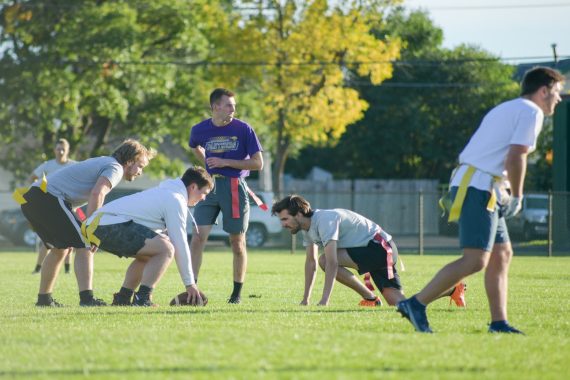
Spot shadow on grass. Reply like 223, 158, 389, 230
0, 364, 489, 377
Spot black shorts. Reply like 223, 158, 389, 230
21, 187, 87, 249
94, 221, 158, 257
346, 239, 402, 291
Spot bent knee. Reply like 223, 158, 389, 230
155, 236, 175, 259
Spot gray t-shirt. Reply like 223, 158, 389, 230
33, 159, 76, 178
303, 209, 392, 249
40, 156, 124, 207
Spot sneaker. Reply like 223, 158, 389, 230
358, 296, 382, 307
36, 298, 64, 307
396, 298, 433, 333
111, 293, 133, 306
79, 297, 107, 307
228, 295, 241, 304
488, 322, 525, 335
133, 295, 158, 307
450, 282, 467, 307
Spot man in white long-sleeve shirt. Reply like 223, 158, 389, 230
83, 167, 213, 306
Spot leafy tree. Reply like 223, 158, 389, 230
287, 8, 519, 183
237, 0, 401, 195
0, 0, 259, 183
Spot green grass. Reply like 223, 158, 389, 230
0, 249, 569, 379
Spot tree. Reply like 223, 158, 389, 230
286, 8, 519, 183
0, 0, 259, 183
237, 0, 401, 195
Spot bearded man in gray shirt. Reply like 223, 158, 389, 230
272, 195, 466, 308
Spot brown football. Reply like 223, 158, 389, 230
169, 291, 208, 306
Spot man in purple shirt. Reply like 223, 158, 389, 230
188, 88, 264, 303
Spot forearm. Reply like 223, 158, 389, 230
85, 193, 105, 217
191, 147, 206, 166
320, 260, 338, 305
505, 152, 527, 197
303, 259, 317, 303
219, 157, 262, 171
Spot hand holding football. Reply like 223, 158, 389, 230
169, 291, 208, 306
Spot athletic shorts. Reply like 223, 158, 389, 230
193, 176, 250, 234
346, 239, 402, 291
20, 187, 87, 249
450, 186, 510, 252
93, 221, 158, 258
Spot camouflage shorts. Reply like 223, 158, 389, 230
94, 221, 157, 257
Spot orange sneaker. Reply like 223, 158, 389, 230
359, 296, 382, 307
450, 282, 467, 307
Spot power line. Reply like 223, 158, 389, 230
417, 3, 570, 11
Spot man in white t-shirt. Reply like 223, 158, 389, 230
30, 138, 76, 275
397, 66, 565, 334
83, 167, 213, 307
272, 195, 466, 307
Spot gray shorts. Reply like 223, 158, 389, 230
193, 176, 250, 234
450, 186, 510, 252
94, 221, 158, 257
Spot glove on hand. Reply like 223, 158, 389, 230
503, 196, 522, 219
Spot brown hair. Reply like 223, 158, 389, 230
111, 139, 156, 165
209, 88, 235, 108
521, 66, 565, 96
55, 138, 70, 150
271, 194, 314, 217
181, 166, 214, 190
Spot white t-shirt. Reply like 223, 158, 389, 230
87, 178, 196, 287
451, 98, 544, 191
33, 159, 76, 178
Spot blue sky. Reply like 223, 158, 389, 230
404, 0, 570, 63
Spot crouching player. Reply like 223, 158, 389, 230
83, 167, 213, 306
272, 195, 466, 307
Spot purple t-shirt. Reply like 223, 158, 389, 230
188, 118, 263, 178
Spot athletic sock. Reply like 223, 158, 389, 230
410, 295, 426, 309
79, 290, 94, 303
64, 263, 70, 273
34, 265, 41, 272
37, 293, 52, 304
489, 320, 509, 330
447, 286, 456, 297
231, 281, 243, 299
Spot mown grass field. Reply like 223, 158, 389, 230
0, 248, 568, 379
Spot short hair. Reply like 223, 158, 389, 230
55, 138, 70, 150
181, 166, 214, 190
111, 139, 157, 165
521, 66, 565, 96
271, 194, 313, 217
209, 88, 235, 108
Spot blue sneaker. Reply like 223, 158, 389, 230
396, 297, 433, 333
488, 321, 525, 335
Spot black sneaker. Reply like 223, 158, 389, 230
111, 293, 133, 306
133, 295, 158, 307
79, 297, 107, 307
488, 322, 525, 335
228, 295, 241, 304
396, 298, 433, 333
36, 298, 64, 307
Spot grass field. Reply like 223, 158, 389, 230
0, 248, 569, 379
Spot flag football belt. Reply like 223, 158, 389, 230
439, 165, 500, 223
212, 174, 268, 218
12, 173, 48, 205
81, 213, 104, 247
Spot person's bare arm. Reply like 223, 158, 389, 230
318, 240, 338, 306
301, 244, 319, 305
505, 144, 530, 197
191, 146, 206, 166
206, 151, 263, 171
85, 177, 113, 217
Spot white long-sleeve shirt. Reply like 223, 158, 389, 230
87, 178, 195, 286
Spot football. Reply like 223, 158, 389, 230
169, 290, 208, 306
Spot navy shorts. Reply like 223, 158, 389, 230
193, 176, 250, 234
450, 186, 510, 252
94, 221, 158, 257
346, 240, 402, 291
